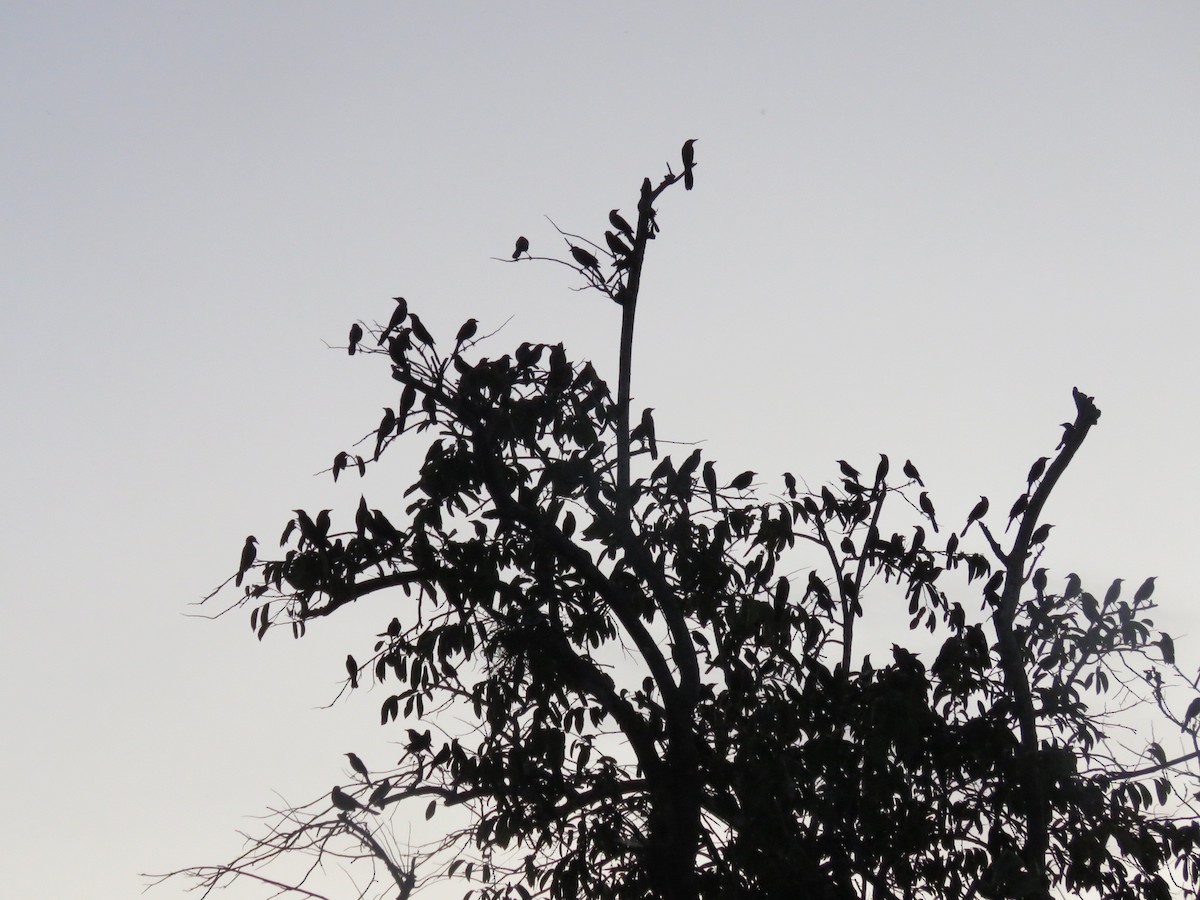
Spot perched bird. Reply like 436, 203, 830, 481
345, 654, 359, 689
293, 509, 320, 547
314, 509, 331, 541
609, 209, 634, 243
902, 459, 924, 487
368, 779, 392, 809
570, 245, 602, 275
1030, 523, 1053, 545
348, 323, 364, 356
408, 313, 435, 347
918, 492, 939, 533
604, 230, 632, 259
236, 536, 257, 587
454, 318, 478, 352
346, 752, 370, 782
512, 236, 530, 259
874, 454, 890, 485
1005, 494, 1029, 532
729, 470, 756, 491
378, 297, 408, 345
962, 496, 989, 536
681, 139, 697, 190
1026, 456, 1050, 488
630, 407, 657, 459
678, 448, 702, 480
331, 786, 375, 814
783, 472, 798, 499
1063, 572, 1082, 600
374, 407, 396, 461
702, 461, 718, 511
837, 460, 860, 482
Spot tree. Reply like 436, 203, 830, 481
158, 143, 1200, 900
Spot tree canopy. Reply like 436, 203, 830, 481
165, 143, 1200, 900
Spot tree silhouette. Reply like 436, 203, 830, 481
157, 143, 1200, 900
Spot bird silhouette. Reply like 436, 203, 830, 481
331, 786, 375, 814
1005, 494, 1028, 532
1030, 523, 1053, 545
681, 139, 697, 190
1026, 456, 1050, 487
512, 236, 529, 259
678, 448, 702, 479
837, 460, 860, 482
374, 408, 396, 461
630, 407, 657, 459
604, 230, 632, 259
962, 496, 989, 536
570, 246, 601, 275
408, 313, 434, 346
702, 461, 718, 511
345, 655, 359, 689
730, 470, 756, 491
378, 297, 408, 345
902, 459, 924, 487
348, 323, 363, 356
236, 536, 257, 587
609, 209, 634, 243
454, 318, 478, 353
784, 472, 798, 498
918, 492, 939, 533
346, 752, 370, 783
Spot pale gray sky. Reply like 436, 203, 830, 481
3, 3, 1198, 897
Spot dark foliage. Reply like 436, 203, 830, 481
162, 145, 1200, 900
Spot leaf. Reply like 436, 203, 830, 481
425, 800, 436, 820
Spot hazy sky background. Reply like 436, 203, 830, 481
3, 3, 1198, 897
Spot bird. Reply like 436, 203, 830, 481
609, 209, 634, 242
1026, 456, 1050, 488
918, 492, 939, 533
368, 779, 392, 809
1008, 496, 1027, 532
729, 470, 755, 491
629, 407, 657, 459
377, 297, 408, 345
512, 236, 530, 259
681, 139, 697, 190
374, 408, 396, 461
874, 454, 890, 485
454, 318, 478, 352
408, 313, 434, 346
348, 323, 364, 356
962, 496, 989, 536
236, 536, 257, 587
902, 459, 924, 487
604, 230, 632, 259
570, 245, 601, 275
1030, 523, 1053, 545
783, 472, 798, 499
346, 654, 359, 689
345, 752, 370, 782
677, 448, 702, 478
330, 786, 375, 814
702, 461, 718, 511
314, 509, 331, 541
837, 460, 860, 482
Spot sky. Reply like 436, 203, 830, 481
2, 3, 1198, 897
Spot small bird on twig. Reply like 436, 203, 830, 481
512, 236, 529, 259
